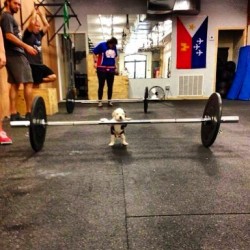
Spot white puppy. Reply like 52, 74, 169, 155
109, 108, 130, 146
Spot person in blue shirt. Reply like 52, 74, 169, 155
93, 37, 118, 107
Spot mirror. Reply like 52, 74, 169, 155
87, 14, 172, 79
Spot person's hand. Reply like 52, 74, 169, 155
31, 8, 37, 15
0, 51, 6, 69
36, 8, 42, 16
25, 45, 38, 55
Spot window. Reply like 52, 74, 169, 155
124, 54, 147, 78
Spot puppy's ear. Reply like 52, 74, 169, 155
112, 110, 116, 118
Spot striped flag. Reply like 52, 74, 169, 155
177, 16, 208, 69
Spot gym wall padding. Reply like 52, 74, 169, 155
227, 46, 250, 100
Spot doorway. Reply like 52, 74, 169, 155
216, 29, 244, 98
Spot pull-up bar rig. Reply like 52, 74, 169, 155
22, 0, 81, 44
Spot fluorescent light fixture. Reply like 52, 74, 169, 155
173, 0, 190, 10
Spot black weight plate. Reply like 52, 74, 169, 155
144, 87, 149, 113
29, 96, 47, 152
201, 92, 222, 147
66, 89, 75, 114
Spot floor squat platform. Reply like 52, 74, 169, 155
0, 99, 249, 250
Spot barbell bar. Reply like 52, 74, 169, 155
65, 98, 146, 103
64, 86, 156, 114
10, 92, 239, 152
11, 116, 238, 127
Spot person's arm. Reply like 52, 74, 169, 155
27, 9, 38, 32
93, 42, 102, 68
0, 28, 6, 69
37, 9, 50, 34
5, 32, 37, 55
115, 56, 119, 74
93, 53, 98, 68
115, 56, 119, 68
115, 47, 119, 72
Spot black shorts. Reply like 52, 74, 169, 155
30, 64, 54, 84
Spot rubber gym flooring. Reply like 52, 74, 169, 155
0, 98, 249, 250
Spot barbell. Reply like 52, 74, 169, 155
64, 86, 164, 114
10, 93, 239, 152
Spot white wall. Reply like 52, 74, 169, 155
128, 78, 171, 99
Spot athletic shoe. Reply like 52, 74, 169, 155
98, 101, 103, 107
25, 112, 31, 120
0, 131, 12, 145
10, 112, 26, 121
108, 101, 113, 106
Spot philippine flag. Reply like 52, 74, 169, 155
177, 16, 208, 69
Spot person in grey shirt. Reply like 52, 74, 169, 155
0, 0, 37, 121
